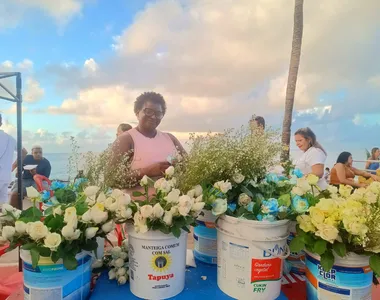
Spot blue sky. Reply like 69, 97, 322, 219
0, 0, 379, 171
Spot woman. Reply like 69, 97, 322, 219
111, 92, 186, 197
330, 152, 380, 188
294, 127, 328, 189
365, 147, 380, 174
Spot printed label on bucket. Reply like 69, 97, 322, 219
251, 258, 282, 283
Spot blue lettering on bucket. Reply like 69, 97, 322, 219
318, 282, 350, 295
263, 244, 285, 258
317, 265, 336, 282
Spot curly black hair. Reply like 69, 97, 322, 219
134, 92, 167, 115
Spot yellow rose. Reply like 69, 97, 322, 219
327, 185, 338, 196
324, 217, 339, 227
339, 185, 353, 198
306, 174, 319, 186
297, 178, 311, 193
309, 207, 325, 227
296, 215, 316, 233
315, 198, 338, 216
315, 223, 339, 243
364, 191, 377, 204
292, 186, 305, 196
343, 219, 368, 237
94, 203, 105, 211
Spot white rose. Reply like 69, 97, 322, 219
96, 192, 106, 204
53, 206, 63, 216
165, 166, 175, 177
153, 203, 165, 219
90, 204, 109, 224
26, 186, 40, 199
192, 202, 205, 212
170, 206, 179, 216
195, 195, 203, 203
84, 186, 100, 197
232, 173, 245, 184
117, 267, 127, 276
85, 197, 96, 206
315, 223, 339, 244
81, 210, 92, 223
105, 197, 118, 212
118, 275, 127, 285
15, 221, 27, 234
178, 195, 193, 216
163, 211, 173, 226
327, 185, 338, 195
116, 207, 133, 220
64, 207, 78, 228
168, 177, 177, 187
108, 269, 116, 280
119, 252, 128, 260
28, 221, 49, 240
2, 204, 14, 213
140, 175, 149, 186
166, 189, 180, 204
85, 227, 99, 239
2, 226, 16, 240
194, 185, 203, 197
292, 186, 305, 196
214, 180, 232, 194
116, 193, 131, 207
238, 193, 252, 206
114, 258, 125, 268
101, 221, 115, 233
154, 178, 171, 194
44, 232, 62, 251
297, 178, 311, 193
187, 189, 196, 198
62, 225, 81, 240
212, 199, 228, 216
111, 246, 122, 258
140, 205, 153, 219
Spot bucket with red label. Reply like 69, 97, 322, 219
216, 215, 290, 300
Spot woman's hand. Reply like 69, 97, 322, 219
370, 174, 380, 182
143, 162, 171, 178
359, 183, 368, 188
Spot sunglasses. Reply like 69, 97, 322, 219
142, 108, 164, 120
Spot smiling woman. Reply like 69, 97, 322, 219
111, 92, 186, 198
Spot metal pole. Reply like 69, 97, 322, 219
16, 73, 23, 210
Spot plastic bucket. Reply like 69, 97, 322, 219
216, 215, 290, 300
285, 221, 305, 275
127, 226, 188, 299
305, 251, 372, 300
194, 210, 217, 264
20, 250, 91, 300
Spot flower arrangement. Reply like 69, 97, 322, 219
0, 186, 133, 270
40, 181, 82, 207
290, 182, 380, 277
126, 168, 206, 237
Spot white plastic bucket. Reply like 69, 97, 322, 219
305, 251, 373, 300
194, 210, 217, 264
285, 221, 305, 275
127, 226, 188, 299
20, 250, 91, 300
216, 215, 290, 300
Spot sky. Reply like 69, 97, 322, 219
0, 0, 379, 169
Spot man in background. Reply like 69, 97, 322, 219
0, 113, 27, 205
9, 145, 51, 208
324, 167, 331, 183
116, 123, 132, 137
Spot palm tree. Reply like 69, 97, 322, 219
281, 0, 304, 162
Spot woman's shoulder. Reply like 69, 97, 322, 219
307, 147, 326, 157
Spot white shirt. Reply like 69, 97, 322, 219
0, 130, 16, 182
295, 146, 328, 189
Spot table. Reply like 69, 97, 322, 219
91, 261, 306, 299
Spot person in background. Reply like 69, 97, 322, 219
111, 92, 186, 198
294, 127, 328, 189
116, 123, 133, 137
324, 167, 331, 183
330, 152, 380, 188
9, 145, 51, 208
365, 147, 380, 174
250, 115, 265, 131
0, 113, 28, 205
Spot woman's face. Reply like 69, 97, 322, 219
347, 155, 353, 166
375, 149, 380, 159
137, 101, 164, 131
295, 134, 310, 152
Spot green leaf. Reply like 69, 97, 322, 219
240, 186, 254, 198
181, 226, 191, 233
20, 206, 42, 218
278, 194, 291, 207
51, 251, 60, 263
132, 191, 144, 197
46, 215, 64, 231
21, 243, 36, 250
75, 201, 89, 215
37, 247, 51, 257
370, 255, 380, 277
81, 239, 98, 251
44, 207, 53, 216
63, 253, 78, 270
313, 240, 327, 255
171, 226, 181, 238
157, 223, 170, 234
289, 236, 305, 253
320, 251, 335, 272
30, 248, 40, 269
332, 242, 347, 257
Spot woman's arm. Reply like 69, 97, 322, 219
365, 160, 371, 170
351, 166, 380, 181
311, 164, 324, 178
167, 133, 187, 156
336, 164, 365, 188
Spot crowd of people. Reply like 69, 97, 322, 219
1, 91, 380, 208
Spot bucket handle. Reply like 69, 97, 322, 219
253, 243, 291, 260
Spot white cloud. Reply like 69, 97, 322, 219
24, 78, 45, 103
83, 58, 98, 74
17, 59, 34, 70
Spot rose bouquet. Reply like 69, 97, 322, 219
0, 186, 133, 270
126, 167, 206, 237
290, 182, 380, 277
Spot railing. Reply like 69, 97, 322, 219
353, 159, 379, 173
